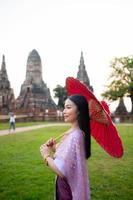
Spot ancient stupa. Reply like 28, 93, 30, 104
16, 49, 56, 112
0, 55, 15, 113
77, 51, 93, 92
115, 98, 127, 115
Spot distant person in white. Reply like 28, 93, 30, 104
9, 112, 16, 133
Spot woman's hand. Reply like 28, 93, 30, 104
40, 144, 50, 159
46, 138, 56, 147
40, 138, 56, 159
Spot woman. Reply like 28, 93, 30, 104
40, 94, 91, 200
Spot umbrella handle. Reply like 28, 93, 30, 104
55, 133, 65, 142
46, 133, 65, 147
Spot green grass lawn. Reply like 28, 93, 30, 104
0, 124, 132, 200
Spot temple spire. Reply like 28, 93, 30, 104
1, 55, 6, 71
80, 51, 85, 67
77, 51, 93, 92
25, 49, 42, 84
0, 54, 15, 113
0, 55, 9, 83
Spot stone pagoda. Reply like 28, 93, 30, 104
115, 98, 128, 115
16, 49, 57, 113
77, 51, 93, 92
0, 55, 15, 113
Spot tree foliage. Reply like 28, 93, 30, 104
102, 56, 133, 113
53, 85, 67, 109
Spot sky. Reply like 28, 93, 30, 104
0, 0, 133, 112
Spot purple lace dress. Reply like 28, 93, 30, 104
54, 129, 91, 200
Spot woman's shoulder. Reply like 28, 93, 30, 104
71, 128, 84, 141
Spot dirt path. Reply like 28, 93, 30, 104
0, 123, 68, 136
0, 123, 132, 137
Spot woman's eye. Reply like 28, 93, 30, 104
66, 106, 71, 109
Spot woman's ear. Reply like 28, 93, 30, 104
77, 110, 79, 117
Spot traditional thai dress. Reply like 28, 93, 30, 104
54, 128, 91, 200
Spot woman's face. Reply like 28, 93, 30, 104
63, 99, 79, 123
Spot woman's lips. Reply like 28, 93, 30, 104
64, 115, 68, 119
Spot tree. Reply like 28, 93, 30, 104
53, 85, 67, 109
102, 56, 133, 114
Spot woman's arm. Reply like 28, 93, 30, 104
40, 144, 65, 178
46, 156, 65, 178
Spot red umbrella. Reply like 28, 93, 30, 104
66, 77, 124, 158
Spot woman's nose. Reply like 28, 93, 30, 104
63, 108, 66, 114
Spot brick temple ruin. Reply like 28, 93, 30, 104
0, 50, 132, 122
16, 49, 57, 120
0, 50, 57, 121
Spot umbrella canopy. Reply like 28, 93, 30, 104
66, 77, 124, 158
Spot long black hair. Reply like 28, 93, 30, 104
68, 94, 91, 159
